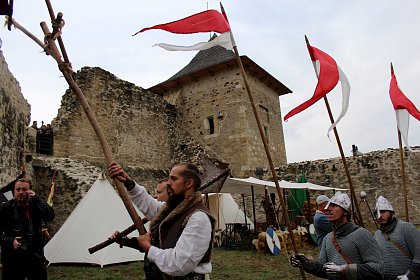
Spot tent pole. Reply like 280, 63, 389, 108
251, 185, 257, 232
242, 194, 248, 226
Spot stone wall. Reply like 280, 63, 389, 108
52, 67, 177, 170
277, 148, 420, 226
0, 50, 31, 186
163, 67, 287, 177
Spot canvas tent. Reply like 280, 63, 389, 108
45, 174, 146, 267
221, 177, 348, 225
205, 193, 254, 230
221, 177, 348, 195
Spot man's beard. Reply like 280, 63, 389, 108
166, 193, 185, 210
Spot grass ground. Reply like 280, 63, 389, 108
40, 246, 321, 280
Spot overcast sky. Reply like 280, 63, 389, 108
1, 1, 419, 163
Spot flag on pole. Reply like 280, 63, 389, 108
133, 9, 233, 51
389, 64, 420, 150
284, 37, 350, 138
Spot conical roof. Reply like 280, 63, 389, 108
149, 35, 291, 96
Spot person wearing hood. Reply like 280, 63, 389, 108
290, 192, 383, 279
313, 195, 333, 248
374, 196, 420, 280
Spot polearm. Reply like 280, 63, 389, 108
391, 63, 409, 222
11, 7, 146, 235
397, 130, 409, 221
305, 36, 364, 227
221, 4, 306, 280
359, 191, 379, 229
88, 168, 231, 254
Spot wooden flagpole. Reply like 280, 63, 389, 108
397, 129, 409, 221
391, 63, 409, 222
221, 4, 306, 279
11, 4, 146, 235
305, 36, 364, 227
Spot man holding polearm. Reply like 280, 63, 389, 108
290, 192, 383, 279
108, 162, 215, 280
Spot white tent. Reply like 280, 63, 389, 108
44, 174, 146, 267
221, 177, 348, 195
206, 193, 254, 230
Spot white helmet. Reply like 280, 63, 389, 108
375, 196, 394, 218
316, 195, 330, 205
325, 191, 351, 212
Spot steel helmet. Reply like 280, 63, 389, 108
316, 195, 330, 205
325, 191, 351, 212
375, 196, 394, 218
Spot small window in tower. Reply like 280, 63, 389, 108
264, 126, 269, 143
259, 105, 270, 122
207, 116, 215, 135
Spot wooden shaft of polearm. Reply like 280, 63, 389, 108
397, 129, 409, 221
88, 217, 149, 254
44, 0, 70, 63
233, 46, 306, 279
89, 168, 231, 254
223, 18, 305, 279
39, 21, 146, 235
323, 97, 364, 227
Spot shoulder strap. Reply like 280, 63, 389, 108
331, 232, 353, 264
383, 232, 413, 259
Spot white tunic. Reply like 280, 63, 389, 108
128, 184, 212, 276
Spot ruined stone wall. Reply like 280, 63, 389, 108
0, 51, 31, 186
52, 67, 177, 170
163, 68, 286, 177
277, 148, 420, 226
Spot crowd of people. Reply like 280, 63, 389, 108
291, 192, 420, 280
30, 121, 54, 155
1, 162, 419, 279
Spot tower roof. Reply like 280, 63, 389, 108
148, 38, 292, 96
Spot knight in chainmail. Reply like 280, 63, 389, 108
290, 192, 383, 279
374, 196, 420, 280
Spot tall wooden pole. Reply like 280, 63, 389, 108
323, 97, 364, 227
40, 21, 146, 235
221, 5, 306, 279
304, 36, 364, 227
397, 129, 409, 221
14, 1, 147, 236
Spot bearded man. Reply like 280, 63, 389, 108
374, 196, 420, 280
108, 162, 215, 280
290, 192, 383, 279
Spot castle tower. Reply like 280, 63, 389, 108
149, 44, 291, 177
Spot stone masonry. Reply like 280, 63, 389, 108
0, 50, 31, 186
52, 67, 177, 170
162, 67, 287, 178
277, 147, 420, 226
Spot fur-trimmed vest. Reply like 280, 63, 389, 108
148, 192, 216, 279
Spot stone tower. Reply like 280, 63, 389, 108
149, 45, 291, 177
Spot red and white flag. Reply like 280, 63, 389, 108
284, 38, 350, 138
134, 9, 233, 51
389, 64, 420, 150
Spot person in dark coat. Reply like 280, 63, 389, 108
0, 178, 55, 280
